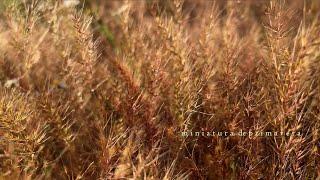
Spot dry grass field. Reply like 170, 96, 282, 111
0, 0, 319, 179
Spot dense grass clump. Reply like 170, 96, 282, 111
0, 0, 319, 179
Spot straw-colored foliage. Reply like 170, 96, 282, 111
0, 0, 319, 179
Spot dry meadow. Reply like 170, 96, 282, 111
0, 0, 319, 179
